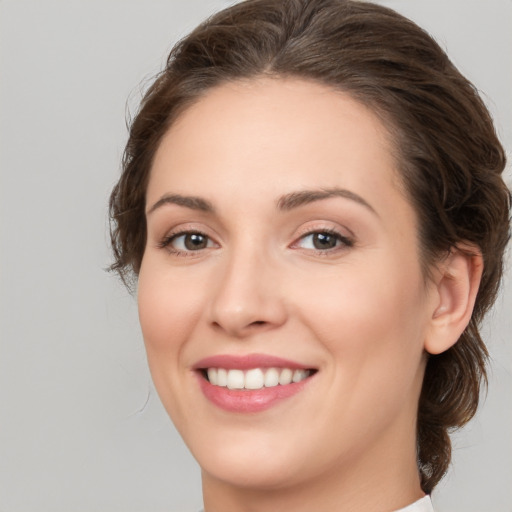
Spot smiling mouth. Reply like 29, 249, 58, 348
201, 367, 316, 390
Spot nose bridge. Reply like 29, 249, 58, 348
208, 237, 285, 336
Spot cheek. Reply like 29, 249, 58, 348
137, 261, 204, 358
137, 260, 209, 424
296, 257, 428, 372
305, 265, 428, 431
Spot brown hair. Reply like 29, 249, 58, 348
109, 0, 511, 493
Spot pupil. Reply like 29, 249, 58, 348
313, 232, 337, 250
185, 233, 207, 250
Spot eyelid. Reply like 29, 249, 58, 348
156, 221, 218, 243
290, 224, 355, 253
157, 225, 220, 256
155, 221, 354, 256
293, 218, 354, 237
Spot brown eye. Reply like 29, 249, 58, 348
162, 231, 215, 253
183, 233, 208, 250
312, 232, 338, 250
296, 230, 353, 252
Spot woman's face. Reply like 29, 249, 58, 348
139, 78, 437, 491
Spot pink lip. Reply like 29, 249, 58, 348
193, 353, 316, 413
196, 374, 312, 413
193, 353, 310, 370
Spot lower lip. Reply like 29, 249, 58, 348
196, 373, 311, 413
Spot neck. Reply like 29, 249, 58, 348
202, 418, 424, 512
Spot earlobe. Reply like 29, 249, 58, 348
425, 246, 483, 355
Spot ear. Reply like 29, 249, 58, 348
424, 246, 483, 355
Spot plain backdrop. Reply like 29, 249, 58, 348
1, 1, 511, 511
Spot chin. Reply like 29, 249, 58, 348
180, 423, 311, 490
200, 451, 308, 491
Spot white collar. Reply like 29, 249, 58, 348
395, 495, 434, 512
199, 495, 434, 512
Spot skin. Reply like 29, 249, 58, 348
138, 78, 479, 512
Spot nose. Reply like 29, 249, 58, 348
207, 246, 287, 338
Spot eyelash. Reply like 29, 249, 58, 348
158, 228, 354, 256
158, 230, 214, 257
293, 228, 354, 254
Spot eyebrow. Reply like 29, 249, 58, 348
147, 187, 377, 217
147, 193, 215, 215
277, 187, 377, 215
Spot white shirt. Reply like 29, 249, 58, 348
199, 495, 434, 512
395, 495, 434, 512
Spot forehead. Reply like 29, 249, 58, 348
148, 77, 405, 215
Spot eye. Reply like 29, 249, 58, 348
295, 230, 353, 252
160, 231, 216, 253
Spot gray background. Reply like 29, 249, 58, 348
0, 1, 510, 511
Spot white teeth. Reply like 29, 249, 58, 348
217, 368, 228, 387
245, 368, 264, 389
278, 368, 293, 385
207, 368, 218, 385
292, 369, 308, 383
264, 367, 280, 388
205, 367, 311, 389
226, 369, 245, 389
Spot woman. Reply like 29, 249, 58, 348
109, 0, 511, 510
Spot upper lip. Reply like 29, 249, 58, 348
193, 353, 314, 370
